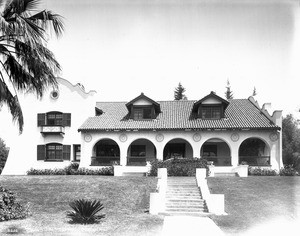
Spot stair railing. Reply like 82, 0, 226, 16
196, 168, 227, 215
149, 168, 167, 215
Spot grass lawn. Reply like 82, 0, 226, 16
208, 176, 300, 235
0, 176, 163, 236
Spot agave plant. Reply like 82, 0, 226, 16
66, 199, 105, 224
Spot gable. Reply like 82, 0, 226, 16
201, 97, 222, 105
132, 98, 153, 106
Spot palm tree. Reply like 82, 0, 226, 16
0, 0, 64, 133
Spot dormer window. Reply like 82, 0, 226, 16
133, 107, 152, 120
200, 106, 222, 119
126, 93, 161, 120
193, 91, 229, 120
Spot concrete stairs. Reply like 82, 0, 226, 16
214, 172, 238, 177
163, 177, 210, 216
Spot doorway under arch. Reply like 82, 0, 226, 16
91, 139, 120, 166
201, 138, 231, 166
239, 138, 270, 166
127, 138, 157, 166
163, 138, 193, 161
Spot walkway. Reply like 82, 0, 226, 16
161, 216, 224, 236
161, 177, 224, 235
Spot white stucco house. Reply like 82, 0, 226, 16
1, 78, 283, 176
78, 91, 283, 176
1, 78, 96, 175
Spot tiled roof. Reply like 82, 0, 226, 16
78, 99, 279, 131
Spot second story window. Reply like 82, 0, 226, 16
201, 106, 221, 119
37, 112, 71, 127
133, 107, 152, 120
47, 112, 63, 125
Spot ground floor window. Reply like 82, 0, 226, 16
37, 144, 71, 161
46, 143, 63, 160
73, 145, 81, 161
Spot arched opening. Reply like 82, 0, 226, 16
163, 138, 193, 161
127, 139, 157, 166
239, 138, 270, 166
201, 138, 231, 166
91, 139, 120, 166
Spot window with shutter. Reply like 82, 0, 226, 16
62, 113, 71, 127
37, 114, 46, 126
37, 145, 46, 160
63, 145, 71, 160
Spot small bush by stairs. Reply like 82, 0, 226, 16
163, 177, 210, 216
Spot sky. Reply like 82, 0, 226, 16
38, 0, 300, 114
1, 0, 300, 142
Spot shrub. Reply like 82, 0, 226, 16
248, 167, 278, 176
0, 186, 30, 221
149, 158, 208, 176
279, 165, 299, 176
27, 165, 114, 176
66, 199, 105, 224
0, 138, 9, 174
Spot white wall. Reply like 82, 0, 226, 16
80, 129, 282, 170
1, 78, 96, 175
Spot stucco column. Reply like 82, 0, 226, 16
79, 136, 92, 168
270, 143, 279, 170
156, 143, 164, 161
119, 144, 127, 166
193, 142, 201, 159
231, 143, 239, 166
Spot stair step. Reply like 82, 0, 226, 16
167, 199, 205, 202
160, 212, 211, 217
214, 172, 238, 177
166, 205, 206, 209
165, 208, 208, 213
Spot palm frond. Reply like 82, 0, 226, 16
0, 78, 23, 133
29, 10, 64, 37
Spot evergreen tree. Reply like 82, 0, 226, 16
225, 79, 233, 99
282, 114, 300, 167
252, 87, 257, 96
174, 83, 187, 100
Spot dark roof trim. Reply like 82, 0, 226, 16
125, 93, 161, 113
78, 127, 279, 132
192, 91, 229, 112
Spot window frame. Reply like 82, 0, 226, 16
199, 105, 223, 119
46, 112, 63, 126
46, 143, 63, 160
73, 144, 81, 161
132, 106, 154, 120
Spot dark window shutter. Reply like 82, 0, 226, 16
37, 113, 46, 126
62, 113, 71, 127
63, 145, 71, 160
37, 145, 46, 160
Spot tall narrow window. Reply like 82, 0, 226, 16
73, 145, 81, 161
